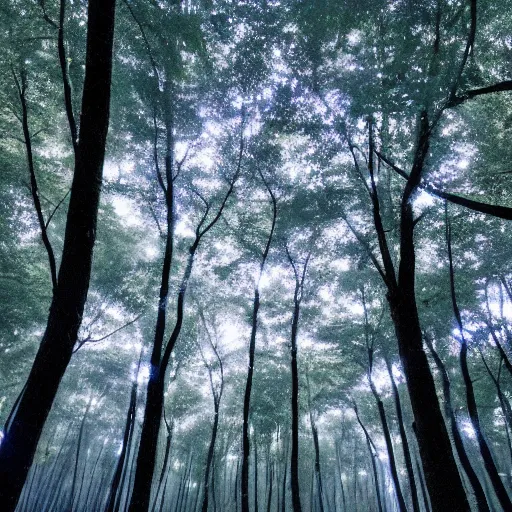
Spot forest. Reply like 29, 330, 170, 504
0, 0, 512, 511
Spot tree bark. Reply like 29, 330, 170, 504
107, 376, 139, 512
0, 2, 116, 509
445, 210, 511, 510
353, 114, 469, 511
384, 357, 420, 512
353, 403, 384, 512
242, 173, 277, 512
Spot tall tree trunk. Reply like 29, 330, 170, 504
130, 120, 240, 512
0, 2, 116, 509
242, 172, 277, 512
107, 375, 139, 512
202, 401, 220, 512
80, 443, 105, 512
368, 372, 407, 512
413, 450, 430, 512
280, 438, 288, 512
445, 210, 511, 510
335, 442, 347, 512
424, 334, 489, 512
384, 357, 420, 512
151, 418, 174, 512
353, 403, 384, 512
70, 397, 93, 510
266, 461, 273, 512
306, 372, 325, 512
352, 115, 470, 511
254, 441, 259, 512
286, 249, 309, 512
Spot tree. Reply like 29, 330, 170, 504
0, 1, 117, 508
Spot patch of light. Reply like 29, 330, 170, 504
319, 287, 333, 301
347, 302, 364, 315
222, 321, 243, 349
104, 161, 119, 181
461, 420, 476, 439
414, 190, 435, 208
112, 197, 142, 226
145, 246, 158, 259
120, 160, 135, 173
175, 220, 196, 238
137, 364, 150, 385
457, 159, 470, 170
378, 451, 389, 462
331, 258, 350, 271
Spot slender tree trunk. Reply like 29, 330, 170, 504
287, 249, 309, 512
459, 341, 511, 509
80, 443, 104, 512
306, 373, 325, 512
107, 379, 139, 512
335, 443, 347, 512
0, 2, 116, 509
202, 402, 220, 512
280, 438, 288, 512
413, 450, 430, 512
235, 459, 240, 512
242, 288, 260, 512
266, 461, 273, 512
242, 172, 276, 512
424, 334, 489, 512
129, 244, 197, 511
384, 357, 420, 512
151, 420, 174, 512
254, 441, 259, 512
353, 404, 384, 512
359, 114, 470, 511
445, 212, 511, 510
368, 377, 408, 512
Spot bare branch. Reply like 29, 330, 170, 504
74, 313, 143, 353
376, 150, 512, 221
45, 189, 70, 228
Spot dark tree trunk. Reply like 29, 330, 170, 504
151, 419, 174, 512
287, 249, 309, 512
286, 248, 310, 512
445, 211, 511, 510
0, 2, 116, 509
384, 357, 420, 512
335, 443, 347, 512
368, 375, 408, 512
280, 438, 288, 512
306, 372, 325, 512
353, 404, 384, 512
81, 443, 105, 512
413, 450, 430, 512
266, 461, 273, 512
70, 399, 92, 511
354, 115, 470, 512
130, 122, 240, 511
242, 173, 276, 512
242, 289, 260, 512
129, 243, 197, 511
424, 334, 489, 512
459, 341, 511, 510
202, 402, 220, 512
254, 441, 259, 512
235, 459, 240, 512
107, 377, 139, 512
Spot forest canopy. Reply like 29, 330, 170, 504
0, 1, 512, 511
